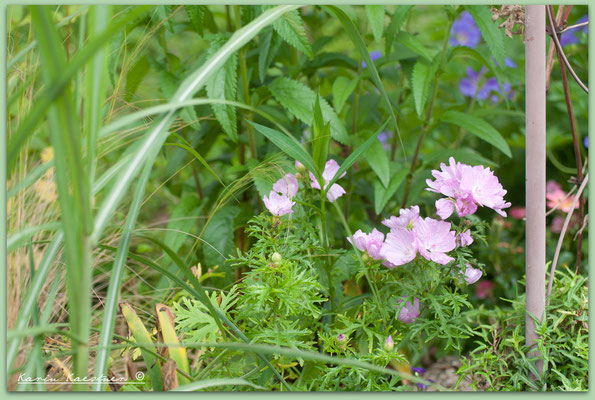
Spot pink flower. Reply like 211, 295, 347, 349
380, 227, 418, 267
309, 159, 346, 201
461, 263, 482, 284
398, 297, 420, 323
426, 157, 511, 217
384, 335, 394, 351
476, 280, 494, 299
382, 206, 421, 229
272, 173, 299, 198
309, 159, 346, 202
412, 217, 456, 265
263, 191, 295, 216
456, 230, 474, 247
347, 228, 385, 260
435, 198, 455, 219
509, 206, 526, 219
546, 185, 577, 213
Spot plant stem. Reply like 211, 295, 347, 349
401, 19, 453, 208
319, 195, 336, 314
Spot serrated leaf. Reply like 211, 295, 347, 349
206, 34, 238, 140
394, 31, 432, 61
441, 110, 511, 157
156, 5, 175, 33
363, 139, 390, 187
202, 206, 240, 268
269, 77, 350, 145
159, 70, 200, 130
271, 9, 312, 58
332, 76, 358, 113
411, 60, 431, 117
374, 167, 407, 214
385, 5, 413, 56
464, 5, 506, 66
365, 5, 385, 43
258, 27, 281, 83
185, 5, 206, 36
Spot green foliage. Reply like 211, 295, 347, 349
458, 267, 589, 391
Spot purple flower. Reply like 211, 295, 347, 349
377, 131, 392, 151
459, 68, 504, 101
263, 191, 295, 216
426, 157, 511, 217
456, 230, 474, 247
384, 335, 394, 351
362, 50, 382, 68
584, 136, 589, 149
462, 263, 483, 285
382, 206, 421, 230
397, 297, 420, 323
337, 333, 345, 342
449, 11, 481, 48
505, 57, 517, 68
380, 227, 418, 267
272, 173, 299, 198
413, 217, 456, 265
560, 15, 588, 47
347, 228, 385, 260
309, 159, 347, 202
411, 367, 426, 375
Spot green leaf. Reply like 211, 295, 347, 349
363, 139, 390, 188
185, 5, 206, 36
411, 59, 431, 117
464, 5, 506, 66
268, 77, 350, 145
205, 34, 238, 140
325, 120, 389, 191
374, 167, 407, 214
164, 191, 202, 254
156, 5, 175, 33
365, 5, 385, 43
385, 5, 413, 56
394, 31, 432, 61
249, 121, 319, 181
173, 378, 264, 391
7, 223, 61, 253
332, 76, 358, 114
311, 95, 331, 175
258, 27, 281, 83
441, 110, 512, 157
271, 9, 312, 58
202, 206, 240, 268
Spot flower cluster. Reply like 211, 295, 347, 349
262, 159, 346, 216
459, 58, 516, 102
427, 157, 511, 218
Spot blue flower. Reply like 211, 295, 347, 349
449, 11, 481, 48
459, 67, 497, 100
505, 57, 517, 68
377, 131, 392, 150
584, 136, 588, 149
362, 50, 382, 68
411, 367, 426, 375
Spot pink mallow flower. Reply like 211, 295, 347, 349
412, 217, 457, 265
272, 173, 299, 198
476, 280, 494, 299
380, 227, 418, 267
426, 157, 510, 218
546, 182, 577, 213
382, 205, 421, 230
509, 206, 526, 219
263, 191, 295, 216
398, 297, 420, 323
309, 159, 346, 202
347, 228, 385, 260
461, 263, 482, 284
456, 230, 474, 247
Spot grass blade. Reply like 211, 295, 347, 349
172, 378, 264, 391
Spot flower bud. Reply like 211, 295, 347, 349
384, 335, 394, 352
271, 252, 283, 265
337, 333, 345, 342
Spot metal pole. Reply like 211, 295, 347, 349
525, 4, 546, 378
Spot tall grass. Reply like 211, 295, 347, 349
7, 4, 299, 391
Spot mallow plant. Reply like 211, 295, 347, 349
187, 129, 512, 389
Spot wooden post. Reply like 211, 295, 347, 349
524, 5, 546, 378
